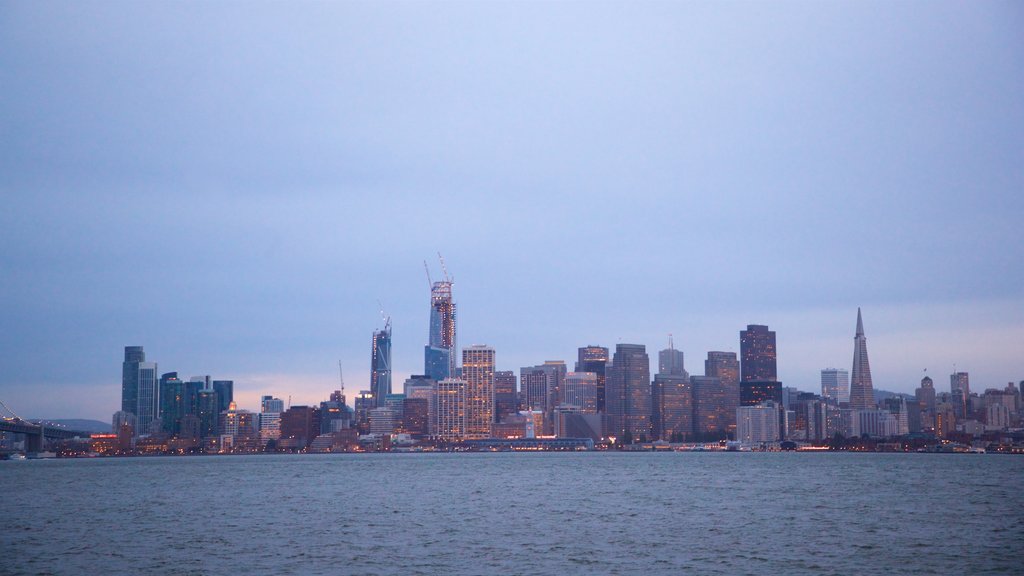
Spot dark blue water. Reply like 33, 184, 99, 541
1, 452, 1021, 575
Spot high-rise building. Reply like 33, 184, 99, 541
520, 366, 548, 412
740, 325, 777, 382
950, 372, 970, 419
691, 375, 734, 438
261, 395, 285, 413
462, 346, 495, 439
159, 372, 185, 436
279, 405, 320, 449
494, 371, 518, 422
658, 339, 686, 377
741, 380, 783, 406
703, 351, 739, 434
821, 368, 850, 405
196, 388, 220, 439
576, 346, 609, 413
605, 344, 651, 442
736, 401, 781, 445
212, 380, 234, 414
371, 319, 392, 407
424, 273, 456, 381
121, 346, 159, 436
354, 391, 374, 434
651, 373, 692, 442
434, 378, 467, 442
562, 372, 598, 413
849, 308, 875, 410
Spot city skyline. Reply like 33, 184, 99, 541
2, 3, 1022, 419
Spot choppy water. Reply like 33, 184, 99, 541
1, 452, 1021, 575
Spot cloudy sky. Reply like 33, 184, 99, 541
2, 1, 1022, 420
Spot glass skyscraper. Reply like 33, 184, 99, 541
371, 319, 392, 408
605, 344, 651, 443
424, 278, 456, 381
740, 324, 777, 382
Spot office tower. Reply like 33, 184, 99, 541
605, 344, 651, 442
434, 378, 467, 442
121, 346, 158, 436
576, 346, 609, 412
703, 351, 740, 434
821, 368, 850, 405
196, 389, 220, 439
736, 401, 781, 444
401, 398, 429, 435
541, 361, 567, 416
651, 373, 692, 442
849, 308, 875, 410
211, 380, 233, 414
258, 396, 283, 442
494, 371, 517, 422
950, 372, 970, 419
563, 372, 598, 413
371, 318, 392, 407
741, 380, 783, 406
659, 338, 686, 377
159, 372, 185, 436
691, 375, 734, 438
354, 391, 374, 434
740, 325, 777, 382
462, 346, 495, 439
279, 406, 321, 449
220, 402, 256, 440
916, 377, 936, 413
320, 396, 351, 434
111, 411, 137, 438
520, 366, 549, 412
424, 270, 456, 381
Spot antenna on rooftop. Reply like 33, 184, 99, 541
338, 361, 345, 398
668, 333, 674, 351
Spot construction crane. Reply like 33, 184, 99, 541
377, 300, 392, 331
424, 260, 434, 288
438, 252, 451, 283
338, 361, 346, 399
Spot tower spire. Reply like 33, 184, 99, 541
856, 307, 864, 337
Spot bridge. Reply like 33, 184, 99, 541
0, 400, 92, 453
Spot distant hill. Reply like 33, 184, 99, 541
31, 419, 111, 434
873, 389, 914, 402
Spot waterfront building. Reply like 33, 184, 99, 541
821, 368, 850, 405
368, 407, 396, 435
220, 402, 256, 439
424, 273, 456, 381
462, 346, 495, 439
849, 308, 875, 410
691, 375, 734, 439
554, 406, 602, 441
371, 319, 392, 407
576, 345, 610, 413
158, 372, 185, 436
563, 372, 598, 414
740, 325, 777, 382
736, 401, 781, 445
401, 398, 429, 436
494, 370, 518, 422
279, 405, 320, 449
651, 373, 692, 442
111, 411, 137, 439
434, 378, 467, 442
320, 394, 352, 434
605, 344, 651, 443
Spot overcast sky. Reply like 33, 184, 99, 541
2, 1, 1022, 420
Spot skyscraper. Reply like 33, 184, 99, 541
658, 339, 686, 377
520, 366, 548, 412
740, 325, 777, 382
950, 372, 970, 419
158, 372, 185, 436
849, 308, 875, 410
371, 318, 392, 407
562, 372, 598, 413
121, 346, 159, 435
424, 271, 456, 381
605, 344, 651, 442
820, 368, 850, 405
704, 351, 740, 434
462, 345, 495, 439
651, 373, 692, 442
494, 371, 517, 422
212, 380, 234, 414
576, 346, 609, 412
434, 378, 467, 442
